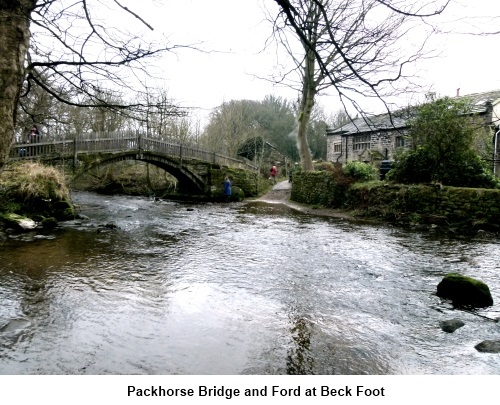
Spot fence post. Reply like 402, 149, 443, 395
72, 138, 77, 171
137, 131, 142, 159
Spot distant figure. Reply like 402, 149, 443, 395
28, 125, 40, 143
223, 176, 232, 202
289, 162, 298, 183
270, 165, 278, 184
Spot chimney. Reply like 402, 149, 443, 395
456, 88, 460, 97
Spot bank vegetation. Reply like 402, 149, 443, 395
291, 162, 500, 235
0, 162, 74, 231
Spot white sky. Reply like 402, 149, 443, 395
134, 0, 291, 121
412, 1, 500, 98
116, 0, 500, 121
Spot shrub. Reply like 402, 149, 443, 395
313, 161, 335, 172
386, 147, 435, 184
387, 146, 498, 188
343, 161, 377, 182
389, 95, 498, 188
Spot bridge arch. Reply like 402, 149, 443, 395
71, 151, 207, 194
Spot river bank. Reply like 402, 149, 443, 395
288, 171, 500, 236
0, 162, 75, 234
256, 179, 500, 238
3, 160, 500, 238
254, 180, 376, 222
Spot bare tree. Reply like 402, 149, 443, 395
270, 0, 449, 170
328, 108, 350, 129
88, 90, 126, 134
0, 0, 187, 170
201, 100, 264, 156
15, 70, 62, 141
137, 87, 194, 143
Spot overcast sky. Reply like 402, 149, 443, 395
121, 0, 500, 120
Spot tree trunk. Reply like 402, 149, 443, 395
296, 48, 316, 171
0, 1, 33, 170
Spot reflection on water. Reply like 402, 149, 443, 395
0, 191, 500, 374
286, 315, 314, 375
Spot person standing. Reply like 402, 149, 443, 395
223, 176, 232, 202
270, 165, 278, 184
29, 125, 40, 143
289, 162, 298, 183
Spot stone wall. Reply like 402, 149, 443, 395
326, 133, 343, 163
209, 167, 259, 198
290, 171, 349, 208
292, 171, 500, 231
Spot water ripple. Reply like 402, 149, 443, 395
1, 191, 499, 374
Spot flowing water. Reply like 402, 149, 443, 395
0, 191, 499, 374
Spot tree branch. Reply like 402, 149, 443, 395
113, 0, 154, 31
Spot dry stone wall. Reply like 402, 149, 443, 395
292, 171, 500, 231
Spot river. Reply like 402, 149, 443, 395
0, 190, 499, 374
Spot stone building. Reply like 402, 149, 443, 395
326, 108, 410, 164
326, 90, 500, 172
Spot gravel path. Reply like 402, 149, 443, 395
256, 180, 292, 202
253, 180, 355, 220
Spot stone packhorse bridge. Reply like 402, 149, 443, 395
10, 133, 259, 197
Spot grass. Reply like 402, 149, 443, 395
0, 161, 69, 203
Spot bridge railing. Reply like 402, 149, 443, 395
10, 141, 69, 159
76, 136, 138, 153
10, 134, 258, 171
140, 137, 257, 170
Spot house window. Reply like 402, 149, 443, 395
353, 135, 371, 151
333, 143, 341, 153
395, 136, 406, 148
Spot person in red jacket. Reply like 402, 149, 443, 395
269, 165, 278, 184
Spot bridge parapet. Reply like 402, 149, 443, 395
10, 134, 257, 171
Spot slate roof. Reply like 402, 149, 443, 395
327, 90, 500, 136
463, 89, 500, 114
326, 109, 411, 136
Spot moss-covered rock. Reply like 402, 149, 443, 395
41, 217, 58, 229
1, 213, 36, 231
437, 273, 493, 307
230, 186, 245, 202
52, 199, 75, 220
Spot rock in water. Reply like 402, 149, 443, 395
440, 319, 465, 333
475, 340, 500, 353
2, 213, 36, 231
437, 273, 493, 307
